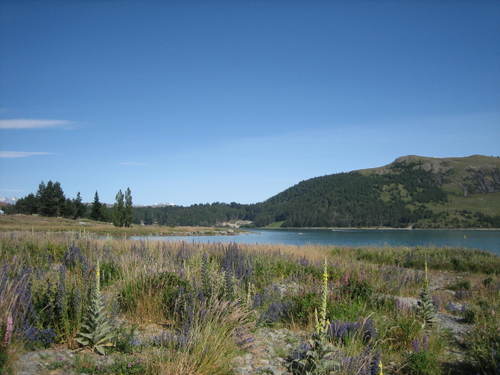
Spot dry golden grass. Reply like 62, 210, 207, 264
145, 299, 252, 375
0, 214, 237, 236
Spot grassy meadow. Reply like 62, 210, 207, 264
0, 214, 236, 236
0, 229, 499, 375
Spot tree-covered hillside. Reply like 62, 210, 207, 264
134, 155, 500, 228
251, 156, 500, 228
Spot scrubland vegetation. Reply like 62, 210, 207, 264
0, 214, 234, 236
1, 231, 499, 375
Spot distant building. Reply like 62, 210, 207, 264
0, 209, 4, 215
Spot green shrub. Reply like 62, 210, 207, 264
100, 261, 122, 287
482, 277, 493, 288
462, 308, 476, 324
341, 278, 373, 300
465, 318, 500, 374
118, 271, 190, 318
447, 280, 471, 291
328, 299, 368, 322
31, 268, 87, 343
286, 293, 321, 325
113, 324, 138, 354
403, 350, 441, 375
383, 314, 422, 351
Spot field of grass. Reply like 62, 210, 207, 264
0, 214, 237, 236
1, 230, 499, 375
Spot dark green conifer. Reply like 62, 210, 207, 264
90, 191, 103, 221
124, 187, 133, 227
112, 190, 125, 227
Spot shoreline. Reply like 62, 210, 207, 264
258, 226, 500, 231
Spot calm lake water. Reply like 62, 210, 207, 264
133, 228, 500, 255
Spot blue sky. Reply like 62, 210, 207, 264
1, 1, 499, 205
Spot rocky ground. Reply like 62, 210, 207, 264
13, 273, 473, 375
233, 328, 305, 375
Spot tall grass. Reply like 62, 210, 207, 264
0, 230, 498, 374
146, 298, 252, 375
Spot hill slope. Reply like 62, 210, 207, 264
132, 155, 500, 228
251, 155, 500, 228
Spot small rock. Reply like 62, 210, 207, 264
445, 302, 466, 313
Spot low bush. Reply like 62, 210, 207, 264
403, 350, 441, 375
340, 277, 374, 301
465, 316, 500, 374
118, 271, 191, 322
100, 260, 122, 287
286, 293, 321, 325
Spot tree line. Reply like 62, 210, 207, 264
8, 181, 132, 227
7, 162, 500, 229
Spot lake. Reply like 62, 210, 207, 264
132, 228, 500, 255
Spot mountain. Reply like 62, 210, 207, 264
133, 155, 500, 228
251, 155, 500, 228
0, 197, 17, 205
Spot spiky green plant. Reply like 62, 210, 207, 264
76, 261, 114, 355
286, 334, 339, 375
245, 282, 255, 308
315, 258, 330, 338
417, 261, 436, 329
287, 259, 338, 375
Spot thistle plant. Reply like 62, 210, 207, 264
76, 261, 114, 355
417, 261, 436, 329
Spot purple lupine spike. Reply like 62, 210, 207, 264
55, 264, 66, 320
220, 243, 253, 281
370, 352, 381, 375
411, 338, 420, 352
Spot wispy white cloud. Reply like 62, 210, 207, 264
0, 151, 53, 158
119, 161, 147, 166
0, 118, 71, 129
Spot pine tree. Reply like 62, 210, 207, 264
14, 193, 39, 214
73, 192, 86, 219
90, 191, 103, 221
124, 187, 133, 227
38, 180, 66, 217
112, 190, 125, 227
62, 198, 75, 218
